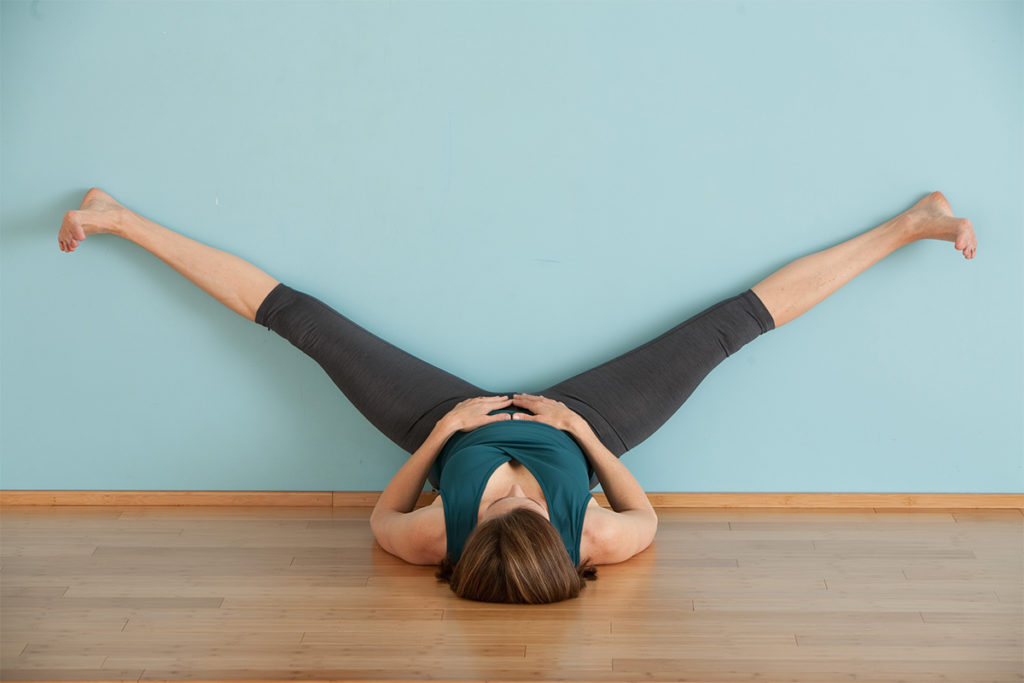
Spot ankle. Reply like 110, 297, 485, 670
886, 214, 921, 248
111, 208, 140, 239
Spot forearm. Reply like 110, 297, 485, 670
371, 422, 455, 520
569, 419, 654, 514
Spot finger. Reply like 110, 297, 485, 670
474, 397, 511, 408
511, 412, 540, 422
472, 413, 511, 429
513, 395, 551, 410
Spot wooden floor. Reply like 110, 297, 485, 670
1, 505, 1021, 683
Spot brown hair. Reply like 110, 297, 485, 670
435, 507, 597, 604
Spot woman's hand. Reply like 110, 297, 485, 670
509, 393, 586, 433
436, 395, 514, 435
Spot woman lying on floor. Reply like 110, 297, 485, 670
58, 188, 976, 603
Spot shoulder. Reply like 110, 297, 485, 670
579, 498, 658, 565
370, 502, 447, 566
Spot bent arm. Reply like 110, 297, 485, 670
369, 424, 453, 564
371, 422, 453, 521
370, 395, 514, 564
570, 419, 658, 563
370, 394, 512, 519
568, 419, 655, 516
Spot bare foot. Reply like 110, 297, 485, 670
902, 191, 977, 259
58, 188, 131, 253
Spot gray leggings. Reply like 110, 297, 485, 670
255, 284, 775, 489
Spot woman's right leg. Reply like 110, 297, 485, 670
540, 191, 977, 486
60, 189, 488, 468
750, 191, 976, 328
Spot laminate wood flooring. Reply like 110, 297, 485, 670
1, 505, 1021, 682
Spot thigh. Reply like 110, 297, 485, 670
255, 283, 488, 454
540, 289, 774, 458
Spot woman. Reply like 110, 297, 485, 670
58, 188, 977, 604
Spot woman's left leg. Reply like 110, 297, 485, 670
60, 188, 280, 321
540, 191, 976, 482
255, 284, 488, 459
60, 189, 488, 469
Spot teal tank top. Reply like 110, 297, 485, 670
430, 417, 593, 565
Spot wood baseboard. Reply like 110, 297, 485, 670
1, 490, 1021, 509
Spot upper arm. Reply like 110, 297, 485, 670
369, 503, 447, 565
581, 501, 658, 565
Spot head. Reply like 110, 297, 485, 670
478, 483, 549, 523
436, 506, 597, 604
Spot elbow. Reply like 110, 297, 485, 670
640, 510, 658, 552
369, 500, 395, 532
368, 511, 391, 551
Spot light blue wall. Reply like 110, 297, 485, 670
1, 0, 1021, 493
